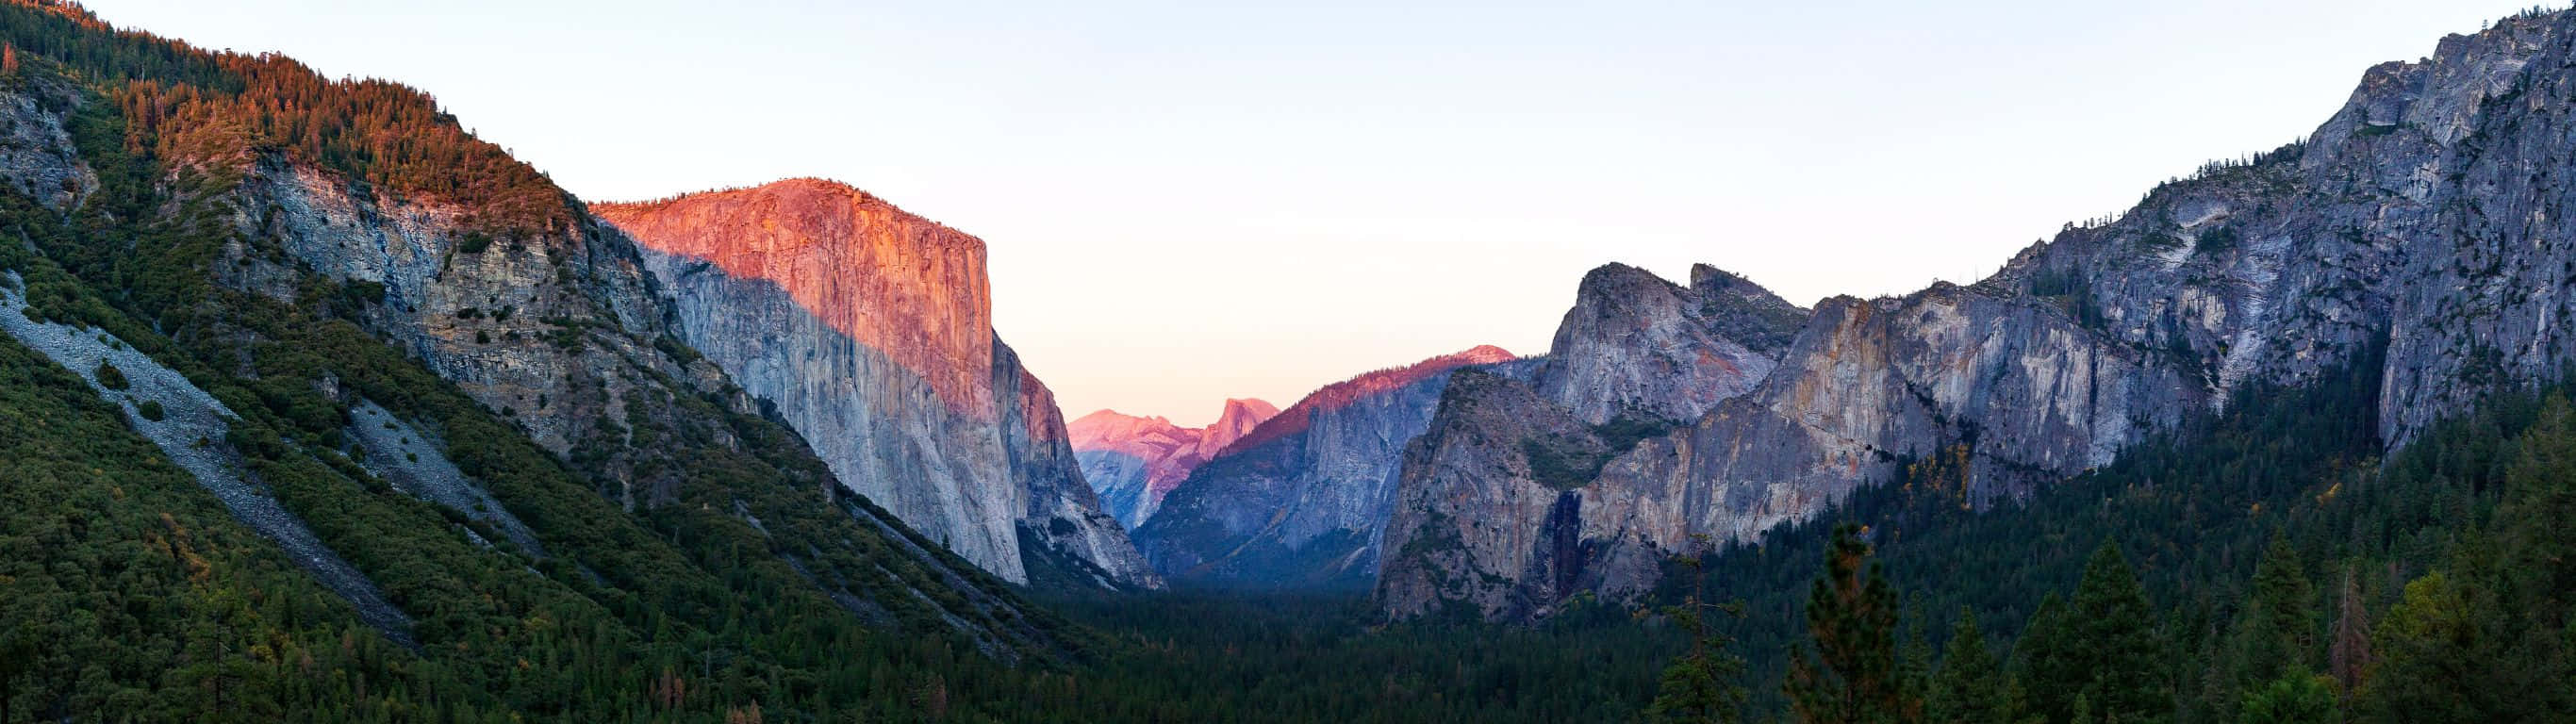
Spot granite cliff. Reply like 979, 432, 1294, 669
594, 179, 1159, 587
1380, 12, 2576, 619
1376, 263, 1817, 618
0, 2, 1090, 689
1131, 346, 1516, 588
211, 141, 1085, 637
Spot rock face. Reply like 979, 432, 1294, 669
1131, 346, 1517, 588
594, 179, 1158, 587
0, 3, 1090, 668
1535, 263, 1807, 425
1379, 283, 2197, 618
197, 149, 1076, 634
226, 157, 678, 485
0, 80, 92, 211
1069, 398, 1280, 528
1375, 369, 1634, 620
1377, 264, 1817, 618
1380, 10, 2576, 620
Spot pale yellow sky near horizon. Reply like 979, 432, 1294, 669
80, 0, 2551, 426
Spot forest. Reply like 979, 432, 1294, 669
1036, 352, 2576, 723
0, 0, 2565, 720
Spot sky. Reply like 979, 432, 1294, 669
81, 0, 2549, 426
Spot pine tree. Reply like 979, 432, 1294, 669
1899, 616, 1933, 720
2068, 542, 2167, 723
1926, 607, 2009, 724
1647, 541, 1749, 724
2354, 570, 2477, 723
1786, 524, 1916, 724
2230, 535, 2314, 690
2016, 593, 2081, 723
2488, 394, 2576, 709
2325, 568, 2370, 694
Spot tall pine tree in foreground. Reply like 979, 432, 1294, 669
2017, 593, 2080, 723
2020, 541, 2168, 724
1786, 524, 1918, 724
1648, 536, 1749, 724
2230, 535, 2315, 691
1925, 607, 2013, 724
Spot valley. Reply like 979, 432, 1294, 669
0, 2, 2571, 722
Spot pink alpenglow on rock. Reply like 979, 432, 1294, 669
1071, 398, 1280, 528
1129, 345, 1521, 587
595, 178, 1159, 588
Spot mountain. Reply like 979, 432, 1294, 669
1536, 262, 1808, 426
1375, 263, 1812, 618
1131, 345, 1517, 588
1069, 397, 1280, 528
591, 179, 1159, 588
0, 2, 1128, 716
1379, 10, 2576, 620
11, 0, 2576, 718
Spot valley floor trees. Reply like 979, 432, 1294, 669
1675, 375, 2576, 724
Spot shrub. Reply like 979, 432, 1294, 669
2198, 225, 2240, 255
342, 279, 387, 304
94, 359, 127, 389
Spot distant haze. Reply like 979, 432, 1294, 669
84, 0, 2543, 425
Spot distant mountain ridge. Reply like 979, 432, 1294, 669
1131, 345, 1516, 588
1070, 398, 1280, 528
1222, 345, 1517, 456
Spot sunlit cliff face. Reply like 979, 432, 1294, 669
595, 177, 999, 418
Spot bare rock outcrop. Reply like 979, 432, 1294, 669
1131, 346, 1516, 588
1380, 10, 2576, 620
595, 179, 1159, 587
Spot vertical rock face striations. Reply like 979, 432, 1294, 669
1381, 10, 2576, 620
1069, 398, 1280, 529
1376, 264, 1815, 618
594, 179, 1157, 587
1131, 346, 1518, 588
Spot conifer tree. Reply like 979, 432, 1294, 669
2354, 571, 2477, 723
2068, 542, 2167, 723
2230, 535, 2314, 690
1926, 607, 2009, 724
2025, 543, 2169, 723
2236, 672, 2336, 724
2325, 568, 2370, 694
1648, 540, 1749, 724
1899, 616, 1933, 719
1786, 524, 1916, 724
2016, 593, 2080, 723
